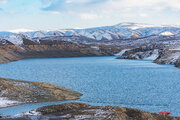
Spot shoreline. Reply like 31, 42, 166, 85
116, 47, 180, 68
2, 102, 180, 120
0, 54, 179, 68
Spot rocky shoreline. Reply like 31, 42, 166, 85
0, 78, 82, 109
116, 44, 180, 68
1, 102, 180, 120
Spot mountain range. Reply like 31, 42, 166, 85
1, 22, 180, 46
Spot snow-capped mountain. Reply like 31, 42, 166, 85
75, 22, 180, 40
1, 22, 180, 46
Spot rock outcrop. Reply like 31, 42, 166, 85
116, 44, 162, 60
175, 59, 180, 68
154, 49, 180, 66
0, 78, 82, 108
116, 44, 180, 68
3, 102, 180, 120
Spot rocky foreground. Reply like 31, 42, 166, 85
1, 102, 180, 120
0, 78, 82, 108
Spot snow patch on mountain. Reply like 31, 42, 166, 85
91, 46, 100, 50
115, 49, 131, 56
7, 34, 24, 45
160, 31, 174, 36
144, 49, 159, 60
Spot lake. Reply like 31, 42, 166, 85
0, 56, 180, 116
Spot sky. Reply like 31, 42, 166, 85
0, 0, 180, 31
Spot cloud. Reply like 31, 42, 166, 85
41, 0, 65, 11
50, 11, 61, 15
41, 0, 107, 11
79, 13, 101, 20
8, 11, 16, 14
40, 0, 180, 21
139, 13, 148, 18
41, 0, 180, 12
0, 0, 7, 4
104, 0, 180, 11
9, 29, 34, 33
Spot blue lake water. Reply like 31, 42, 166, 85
0, 56, 180, 116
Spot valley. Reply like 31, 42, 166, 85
0, 23, 180, 119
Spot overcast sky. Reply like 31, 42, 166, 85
0, 0, 180, 31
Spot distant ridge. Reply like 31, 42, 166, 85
0, 22, 180, 46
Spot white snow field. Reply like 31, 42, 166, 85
0, 97, 19, 108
